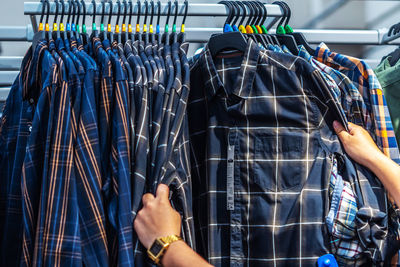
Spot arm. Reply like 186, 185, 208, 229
333, 121, 400, 207
134, 184, 212, 267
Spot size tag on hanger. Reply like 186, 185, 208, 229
227, 145, 235, 211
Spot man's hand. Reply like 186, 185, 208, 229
134, 184, 182, 250
333, 121, 385, 167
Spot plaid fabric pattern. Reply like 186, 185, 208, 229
188, 39, 354, 266
314, 43, 400, 164
0, 45, 35, 266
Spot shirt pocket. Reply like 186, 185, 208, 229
254, 135, 304, 192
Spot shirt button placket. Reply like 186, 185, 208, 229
228, 127, 244, 267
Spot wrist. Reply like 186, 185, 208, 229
160, 240, 186, 266
365, 150, 390, 175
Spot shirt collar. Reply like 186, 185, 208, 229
200, 39, 260, 101
298, 45, 313, 63
314, 42, 355, 71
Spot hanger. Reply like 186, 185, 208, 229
43, 0, 52, 41
66, 0, 75, 40
73, 0, 81, 39
90, 0, 99, 39
156, 0, 161, 44
280, 1, 315, 54
242, 1, 259, 43
254, 1, 279, 45
177, 0, 188, 43
247, 1, 268, 47
51, 0, 61, 39
271, 1, 299, 55
254, 1, 274, 46
162, 1, 172, 45
381, 22, 400, 66
128, 0, 134, 40
208, 1, 247, 58
80, 0, 89, 44
60, 0, 68, 39
171, 0, 179, 44
229, 0, 241, 32
149, 0, 155, 43
32, 0, 46, 53
100, 0, 107, 40
143, 0, 149, 44
122, 0, 128, 43
219, 1, 233, 33
115, 0, 122, 43
107, 0, 114, 42
135, 0, 142, 41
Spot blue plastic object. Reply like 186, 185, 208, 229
156, 25, 160, 34
232, 25, 239, 32
317, 254, 338, 267
223, 24, 233, 33
66, 23, 71, 31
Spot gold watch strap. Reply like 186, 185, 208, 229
160, 235, 183, 244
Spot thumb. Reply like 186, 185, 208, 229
156, 184, 170, 201
333, 120, 350, 140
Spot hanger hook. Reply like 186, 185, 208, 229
53, 0, 59, 24
230, 1, 240, 27
242, 1, 253, 26
218, 1, 231, 27
181, 0, 188, 28
235, 1, 246, 26
67, 0, 72, 24
60, 0, 65, 24
173, 0, 178, 26
165, 0, 171, 27
107, 0, 113, 26
144, 0, 148, 26
128, 0, 133, 25
116, 0, 121, 26
157, 0, 161, 26
71, 0, 76, 25
281, 1, 291, 27
250, 1, 260, 26
45, 0, 51, 25
256, 1, 267, 26
91, 0, 96, 26
122, 0, 128, 25
81, 0, 86, 26
101, 0, 106, 25
136, 0, 141, 25
39, 0, 46, 25
150, 0, 154, 26
75, 0, 81, 26
272, 1, 287, 29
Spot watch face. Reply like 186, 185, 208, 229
150, 241, 164, 256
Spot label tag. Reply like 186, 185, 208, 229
227, 145, 235, 211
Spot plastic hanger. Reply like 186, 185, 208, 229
143, 0, 149, 44
230, 0, 241, 32
66, 0, 75, 40
162, 1, 172, 45
280, 1, 315, 54
107, 0, 114, 42
208, 0, 247, 58
80, 0, 89, 45
73, 0, 80, 39
271, 1, 299, 55
32, 0, 47, 57
149, 0, 155, 43
100, 0, 107, 40
60, 0, 68, 40
253, 1, 273, 46
254, 1, 278, 45
115, 0, 122, 43
156, 0, 161, 44
128, 0, 134, 41
235, 1, 247, 34
44, 0, 52, 41
171, 0, 178, 44
122, 0, 128, 43
52, 0, 61, 40
135, 0, 142, 41
90, 0, 99, 39
177, 0, 188, 43
247, 1, 268, 47
219, 1, 233, 33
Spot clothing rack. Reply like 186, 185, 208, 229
0, 2, 399, 101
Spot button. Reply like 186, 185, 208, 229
29, 98, 34, 104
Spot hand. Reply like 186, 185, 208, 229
134, 184, 182, 250
332, 121, 385, 167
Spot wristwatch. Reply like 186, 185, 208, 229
147, 234, 183, 265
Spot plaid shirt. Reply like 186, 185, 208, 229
0, 46, 35, 266
187, 39, 358, 266
314, 43, 400, 164
103, 39, 135, 266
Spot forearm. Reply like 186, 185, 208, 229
368, 153, 400, 208
161, 241, 212, 267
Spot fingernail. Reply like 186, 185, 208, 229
333, 121, 339, 129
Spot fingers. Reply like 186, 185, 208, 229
333, 121, 351, 141
156, 184, 170, 202
142, 193, 155, 206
